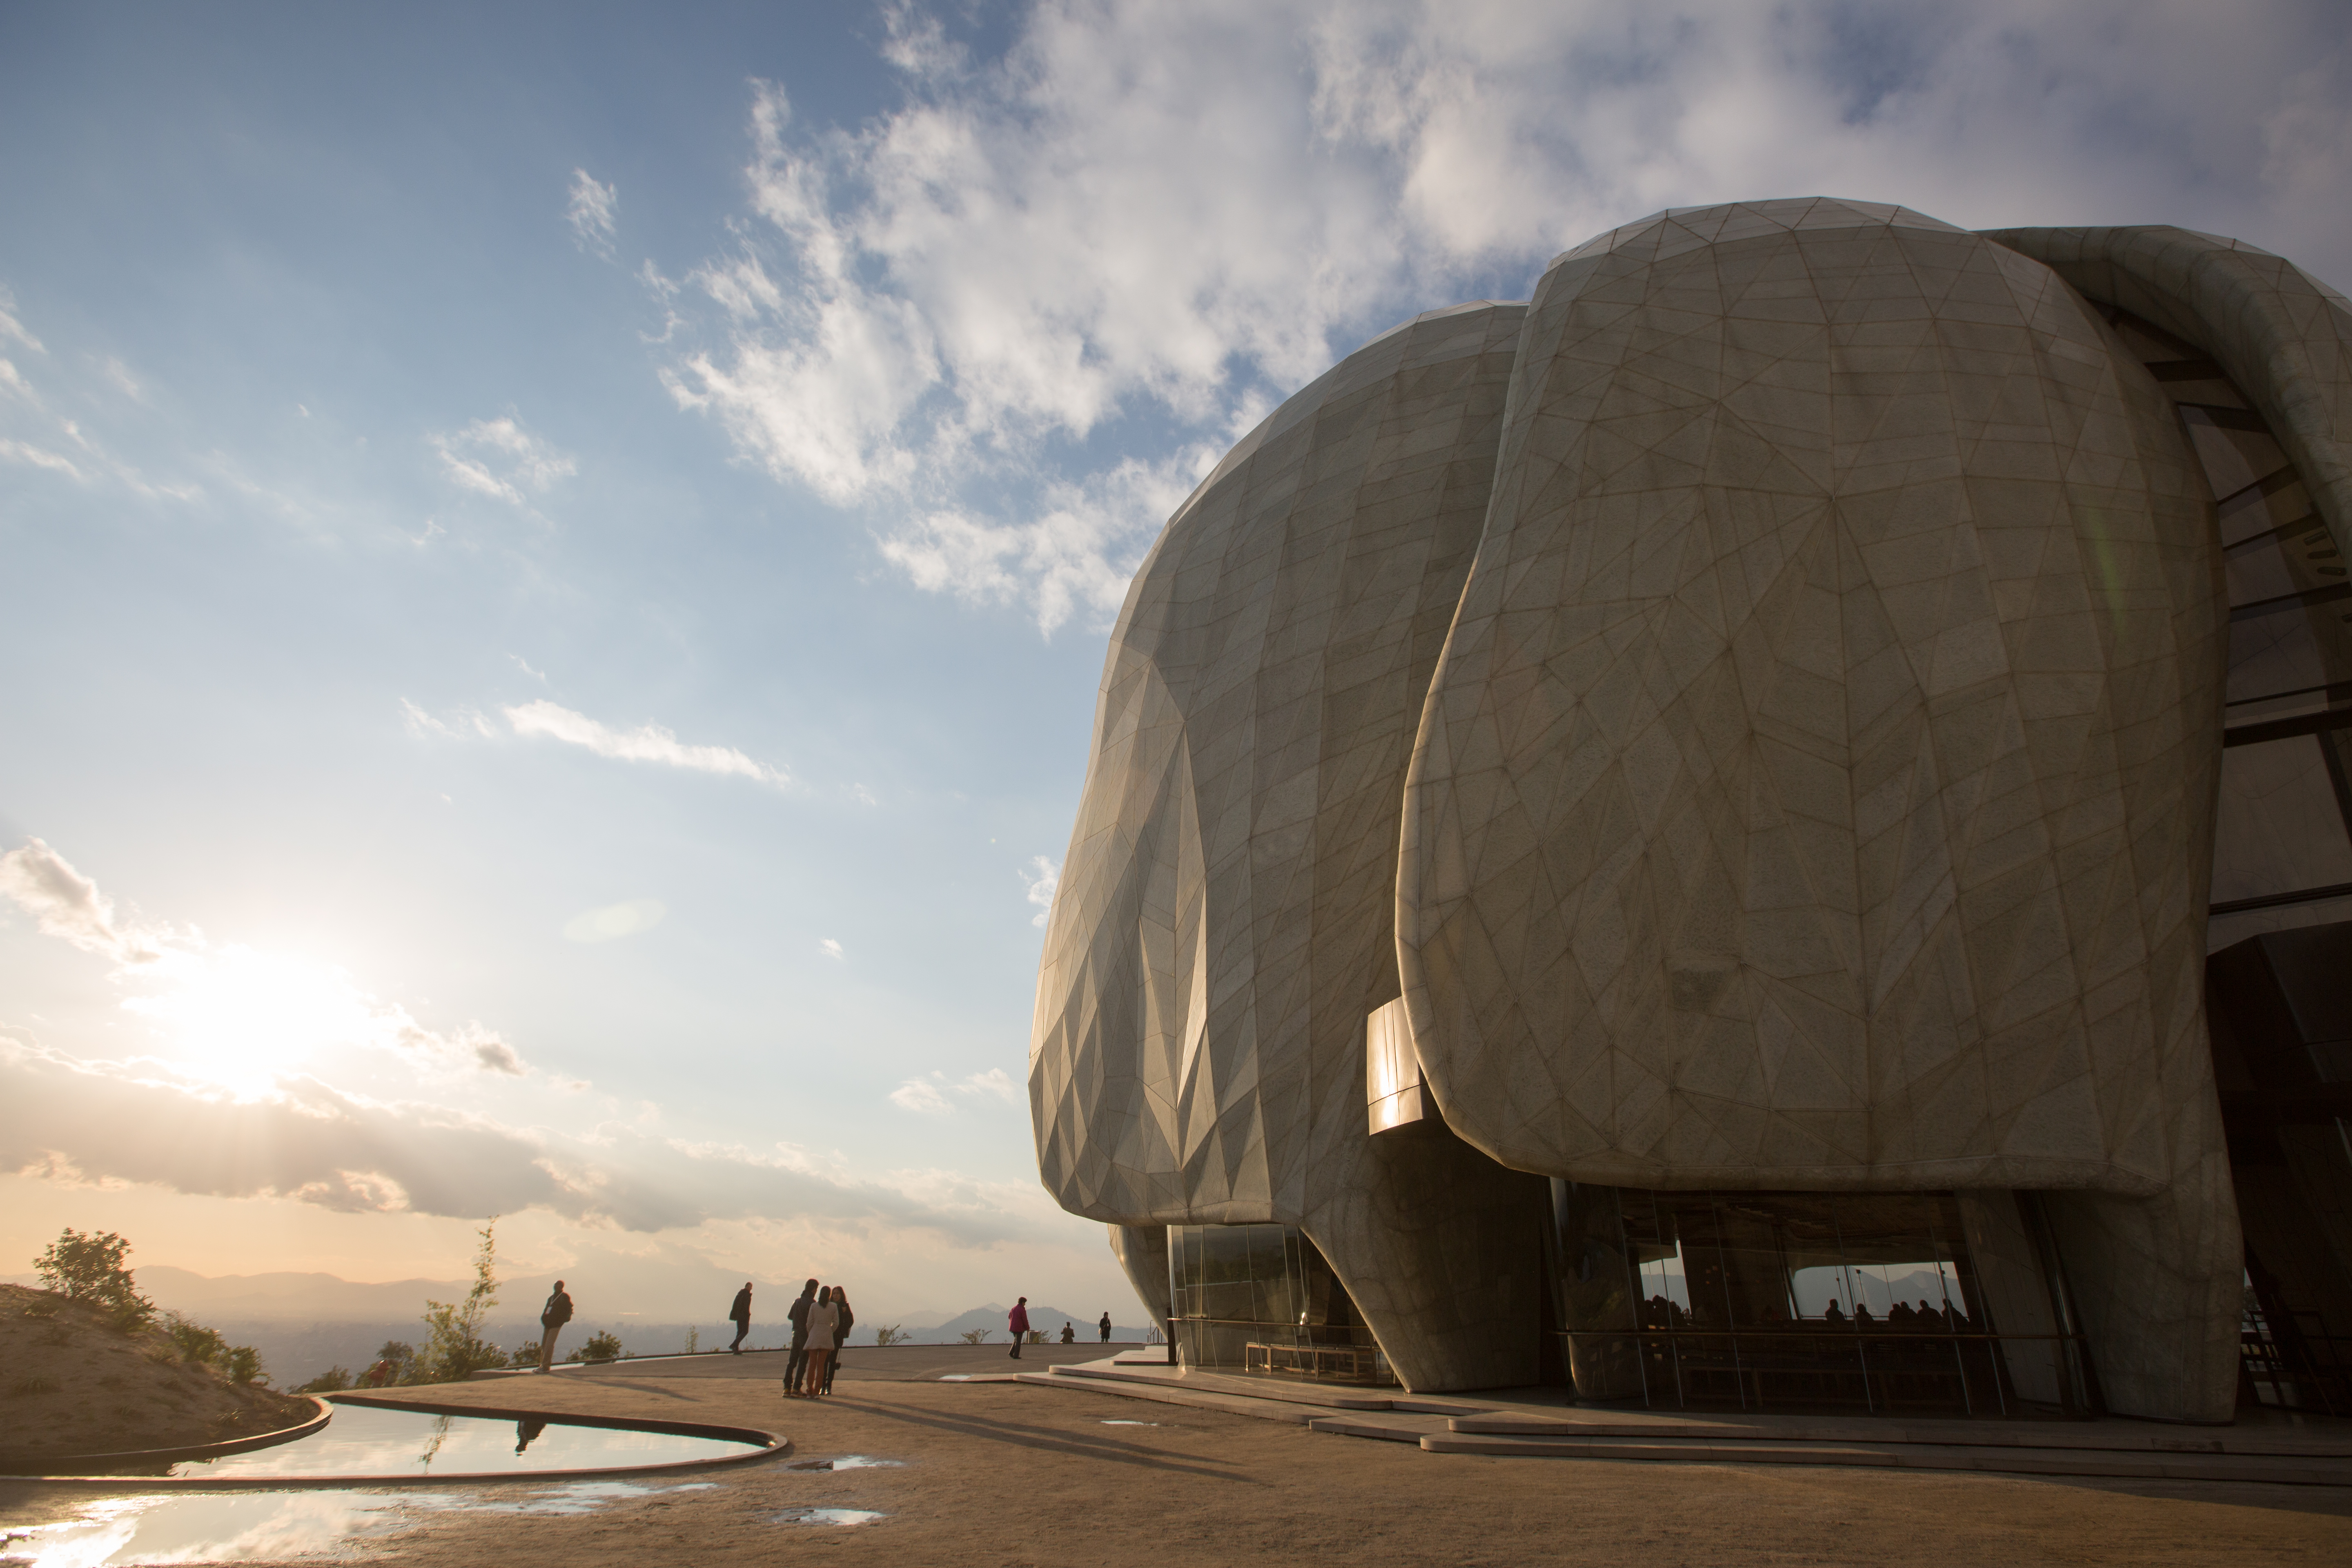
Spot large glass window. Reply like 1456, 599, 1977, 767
1167, 1224, 1388, 1383
1551, 1185, 2089, 1415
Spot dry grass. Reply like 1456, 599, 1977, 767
0, 1283, 314, 1463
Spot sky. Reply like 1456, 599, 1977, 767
2, 0, 2348, 1327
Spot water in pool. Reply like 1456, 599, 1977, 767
165, 1403, 764, 1479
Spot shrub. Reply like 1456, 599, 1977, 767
33, 1228, 155, 1331
418, 1219, 505, 1383
296, 1366, 353, 1393
1026, 1329, 1047, 1345
513, 1338, 541, 1368
873, 1324, 909, 1346
574, 1331, 624, 1364
165, 1312, 227, 1367
223, 1346, 267, 1386
957, 1327, 992, 1344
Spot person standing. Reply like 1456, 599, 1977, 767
783, 1278, 818, 1395
537, 1281, 574, 1373
1098, 1311, 1112, 1344
1007, 1296, 1030, 1359
802, 1287, 841, 1397
822, 1288, 855, 1394
728, 1282, 755, 1354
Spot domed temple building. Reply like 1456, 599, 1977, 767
1027, 199, 2352, 1424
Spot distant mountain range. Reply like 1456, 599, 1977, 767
0, 1268, 1151, 1388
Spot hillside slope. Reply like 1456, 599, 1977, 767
0, 1285, 315, 1467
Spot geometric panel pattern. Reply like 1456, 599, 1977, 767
1396, 201, 2228, 1201
1027, 301, 1551, 1390
1031, 300, 1526, 1225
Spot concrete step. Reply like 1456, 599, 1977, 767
1421, 1431, 2352, 1486
1446, 1415, 2352, 1459
1044, 1361, 1489, 1417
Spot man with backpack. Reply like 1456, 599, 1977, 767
537, 1281, 574, 1372
783, 1279, 819, 1393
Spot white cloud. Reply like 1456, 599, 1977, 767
889, 1077, 951, 1115
430, 416, 576, 508
891, 1067, 1017, 1117
0, 437, 82, 480
510, 653, 549, 682
0, 839, 168, 965
953, 1067, 1019, 1105
562, 899, 667, 944
1020, 855, 1060, 929
0, 283, 43, 354
503, 699, 788, 786
566, 168, 619, 259
819, 938, 844, 960
659, 0, 2352, 632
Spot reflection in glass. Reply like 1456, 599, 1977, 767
1166, 1223, 1388, 1383
1552, 1186, 2087, 1416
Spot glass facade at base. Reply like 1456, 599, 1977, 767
1552, 1184, 2091, 1416
1167, 1223, 1391, 1385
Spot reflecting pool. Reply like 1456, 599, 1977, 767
0, 1481, 717, 1566
165, 1403, 765, 1479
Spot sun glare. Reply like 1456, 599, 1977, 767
120, 945, 420, 1096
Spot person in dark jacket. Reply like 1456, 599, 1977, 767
537, 1281, 574, 1373
783, 1278, 818, 1395
728, 1283, 755, 1354
1007, 1296, 1030, 1359
822, 1289, 855, 1393
1098, 1311, 1112, 1343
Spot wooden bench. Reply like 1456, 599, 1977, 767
1245, 1342, 1384, 1383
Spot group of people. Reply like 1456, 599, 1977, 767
782, 1278, 853, 1396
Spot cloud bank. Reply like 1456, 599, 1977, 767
657, 0, 2352, 633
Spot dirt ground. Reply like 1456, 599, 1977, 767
0, 1285, 314, 1464
8, 1370, 2352, 1566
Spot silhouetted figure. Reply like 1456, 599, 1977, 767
803, 1287, 841, 1397
537, 1281, 574, 1373
1854, 1302, 1876, 1327
824, 1289, 854, 1394
1008, 1296, 1030, 1358
1098, 1312, 1112, 1344
729, 1283, 754, 1354
1824, 1301, 1848, 1326
1889, 1301, 1917, 1329
514, 1419, 546, 1454
784, 1278, 818, 1395
1060, 1321, 1076, 1343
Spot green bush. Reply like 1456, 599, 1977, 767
165, 1312, 227, 1367
295, 1365, 352, 1393
417, 1219, 506, 1382
573, 1330, 624, 1364
33, 1229, 155, 1331
223, 1346, 267, 1386
873, 1324, 908, 1346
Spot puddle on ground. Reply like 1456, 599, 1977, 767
937, 1374, 976, 1381
0, 1481, 718, 1566
787, 1454, 902, 1472
778, 1508, 885, 1528
1099, 1420, 1160, 1427
158, 1404, 762, 1479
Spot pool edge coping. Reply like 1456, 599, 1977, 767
0, 1394, 791, 1490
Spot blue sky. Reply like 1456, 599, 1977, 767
2, 0, 2347, 1323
